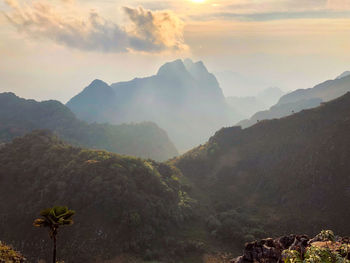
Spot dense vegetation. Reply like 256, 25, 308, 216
173, 92, 350, 248
283, 230, 350, 263
0, 131, 194, 262
0, 92, 178, 160
0, 241, 26, 263
2, 85, 350, 263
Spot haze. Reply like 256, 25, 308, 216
1, 0, 350, 102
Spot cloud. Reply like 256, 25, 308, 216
197, 10, 350, 22
186, 0, 350, 22
327, 0, 350, 10
3, 0, 188, 53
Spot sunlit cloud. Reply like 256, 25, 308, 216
177, 0, 350, 21
3, 0, 188, 53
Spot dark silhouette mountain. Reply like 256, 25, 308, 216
173, 92, 350, 246
0, 130, 193, 262
237, 73, 350, 128
0, 92, 178, 160
67, 59, 241, 152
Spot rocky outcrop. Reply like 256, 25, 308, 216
232, 233, 350, 263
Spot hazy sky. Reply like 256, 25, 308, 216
1, 0, 350, 102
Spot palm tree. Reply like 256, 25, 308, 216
33, 206, 75, 263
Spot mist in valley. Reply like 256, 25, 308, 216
1, 0, 350, 262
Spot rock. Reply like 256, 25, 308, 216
231, 232, 350, 263
231, 235, 309, 262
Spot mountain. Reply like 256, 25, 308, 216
0, 92, 178, 160
237, 98, 322, 128
336, 71, 350, 80
67, 59, 241, 152
65, 79, 116, 123
277, 74, 350, 105
173, 92, 350, 247
237, 73, 350, 128
0, 131, 194, 262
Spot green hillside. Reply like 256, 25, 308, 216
2, 92, 350, 262
0, 130, 194, 262
0, 92, 178, 161
173, 92, 350, 247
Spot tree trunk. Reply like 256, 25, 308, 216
53, 235, 56, 263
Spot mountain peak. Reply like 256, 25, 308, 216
156, 59, 188, 77
336, 71, 350, 80
86, 79, 110, 90
0, 92, 17, 100
184, 58, 209, 75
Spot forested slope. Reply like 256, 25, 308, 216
0, 131, 193, 262
0, 92, 178, 160
174, 92, 350, 246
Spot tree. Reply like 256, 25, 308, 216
33, 206, 75, 263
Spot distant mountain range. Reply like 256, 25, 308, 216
67, 59, 241, 152
238, 72, 350, 128
2, 75, 350, 262
0, 92, 178, 160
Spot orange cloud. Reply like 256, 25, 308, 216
3, 0, 188, 53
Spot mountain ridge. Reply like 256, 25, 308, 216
173, 91, 350, 246
237, 73, 350, 128
0, 92, 178, 160
67, 59, 240, 152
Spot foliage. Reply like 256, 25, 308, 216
315, 230, 336, 242
206, 209, 266, 244
34, 206, 75, 237
283, 231, 350, 263
282, 250, 303, 263
0, 241, 26, 263
0, 131, 193, 262
34, 206, 75, 263
284, 246, 349, 263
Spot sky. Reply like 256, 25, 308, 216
1, 0, 350, 102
